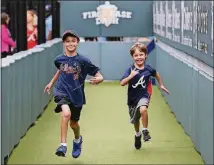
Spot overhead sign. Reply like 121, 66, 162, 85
82, 1, 132, 27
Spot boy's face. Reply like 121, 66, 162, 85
132, 49, 147, 66
63, 36, 79, 52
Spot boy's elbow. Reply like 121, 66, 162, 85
155, 72, 160, 77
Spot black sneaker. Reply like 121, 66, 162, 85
142, 130, 151, 142
134, 135, 142, 149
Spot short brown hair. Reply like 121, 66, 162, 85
1, 12, 9, 25
130, 42, 147, 56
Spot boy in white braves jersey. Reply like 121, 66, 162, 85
120, 43, 170, 149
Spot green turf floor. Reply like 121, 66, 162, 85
8, 82, 204, 164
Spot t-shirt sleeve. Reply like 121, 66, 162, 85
54, 57, 61, 69
147, 65, 157, 77
84, 58, 100, 76
120, 67, 131, 81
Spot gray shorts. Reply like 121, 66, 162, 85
128, 98, 150, 124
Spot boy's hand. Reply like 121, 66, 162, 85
160, 85, 170, 95
129, 67, 139, 78
44, 82, 53, 94
90, 77, 103, 85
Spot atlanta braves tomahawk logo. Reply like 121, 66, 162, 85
132, 75, 146, 88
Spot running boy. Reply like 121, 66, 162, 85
120, 42, 169, 149
44, 30, 104, 158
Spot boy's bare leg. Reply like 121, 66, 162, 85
134, 120, 140, 133
139, 106, 148, 128
55, 104, 70, 156
134, 120, 142, 149
61, 104, 71, 143
139, 106, 151, 141
70, 120, 83, 158
70, 121, 80, 140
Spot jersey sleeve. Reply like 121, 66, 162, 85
120, 67, 131, 81
54, 56, 63, 70
54, 58, 60, 69
84, 58, 100, 76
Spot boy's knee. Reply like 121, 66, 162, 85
139, 106, 148, 115
62, 110, 71, 120
62, 113, 71, 120
70, 120, 79, 128
61, 105, 71, 120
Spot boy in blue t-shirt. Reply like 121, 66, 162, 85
44, 30, 103, 158
120, 42, 169, 150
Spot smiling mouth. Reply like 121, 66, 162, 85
136, 59, 144, 62
68, 46, 75, 49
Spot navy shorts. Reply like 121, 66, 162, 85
54, 96, 82, 122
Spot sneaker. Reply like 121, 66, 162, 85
72, 136, 83, 158
142, 130, 151, 142
134, 135, 142, 149
55, 145, 67, 157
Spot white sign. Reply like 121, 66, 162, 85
82, 1, 132, 27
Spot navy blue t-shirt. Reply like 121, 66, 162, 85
121, 64, 156, 106
53, 53, 100, 107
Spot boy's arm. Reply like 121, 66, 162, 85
89, 71, 104, 85
120, 75, 134, 86
44, 70, 60, 93
155, 72, 164, 86
155, 72, 170, 94
84, 58, 104, 85
120, 68, 138, 86
50, 70, 60, 85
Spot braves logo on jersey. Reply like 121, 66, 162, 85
132, 75, 146, 88
60, 62, 81, 80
